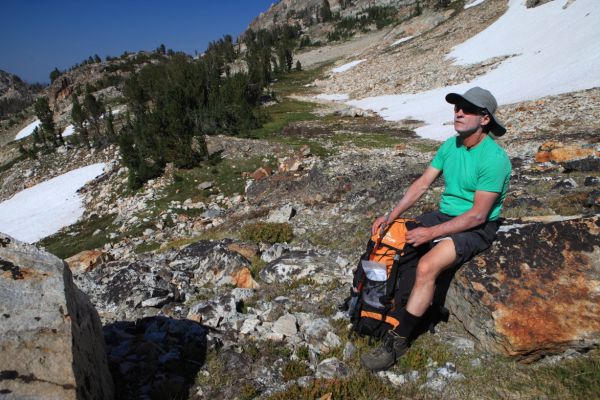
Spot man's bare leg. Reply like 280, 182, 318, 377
405, 239, 457, 317
361, 239, 458, 371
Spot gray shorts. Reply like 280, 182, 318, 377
416, 211, 500, 266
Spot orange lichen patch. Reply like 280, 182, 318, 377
231, 267, 259, 289
534, 141, 596, 163
65, 250, 108, 274
494, 246, 600, 357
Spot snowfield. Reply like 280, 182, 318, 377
347, 0, 600, 140
0, 163, 106, 243
15, 119, 41, 140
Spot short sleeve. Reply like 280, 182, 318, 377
476, 152, 511, 193
430, 137, 454, 170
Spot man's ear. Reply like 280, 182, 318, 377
481, 114, 491, 127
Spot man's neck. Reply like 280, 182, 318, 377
461, 131, 486, 149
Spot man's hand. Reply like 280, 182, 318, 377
371, 215, 388, 236
406, 226, 435, 247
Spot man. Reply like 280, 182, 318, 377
361, 87, 512, 372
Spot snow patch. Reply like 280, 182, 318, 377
0, 163, 107, 243
465, 0, 487, 9
62, 124, 75, 137
348, 0, 600, 140
316, 93, 350, 101
332, 60, 366, 73
15, 119, 41, 140
391, 36, 414, 46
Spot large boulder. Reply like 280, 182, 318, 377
447, 215, 600, 362
0, 234, 113, 399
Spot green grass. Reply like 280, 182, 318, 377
38, 214, 114, 259
154, 155, 276, 209
267, 370, 421, 400
245, 99, 319, 139
271, 62, 335, 97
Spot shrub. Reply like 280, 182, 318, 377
281, 360, 309, 381
240, 222, 293, 244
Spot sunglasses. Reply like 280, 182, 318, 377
454, 103, 488, 115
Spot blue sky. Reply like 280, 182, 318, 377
0, 0, 276, 84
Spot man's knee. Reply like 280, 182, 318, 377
414, 242, 457, 285
415, 258, 439, 285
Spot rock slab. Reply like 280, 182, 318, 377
0, 234, 114, 399
447, 215, 600, 362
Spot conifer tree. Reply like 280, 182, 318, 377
34, 96, 61, 146
321, 0, 333, 22
71, 94, 90, 149
94, 54, 101, 63
83, 92, 105, 142
105, 106, 116, 142
296, 60, 302, 71
49, 68, 61, 83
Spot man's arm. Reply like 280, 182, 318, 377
405, 190, 499, 246
372, 167, 441, 234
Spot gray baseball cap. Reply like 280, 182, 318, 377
445, 86, 507, 136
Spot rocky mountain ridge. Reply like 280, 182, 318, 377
0, 70, 33, 102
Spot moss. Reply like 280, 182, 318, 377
134, 241, 161, 254
240, 222, 294, 244
281, 360, 310, 381
239, 383, 260, 400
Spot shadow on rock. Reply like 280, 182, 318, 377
103, 316, 207, 400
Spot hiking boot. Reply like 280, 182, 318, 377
360, 330, 408, 372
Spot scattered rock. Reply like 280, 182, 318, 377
197, 181, 213, 190
260, 250, 340, 284
272, 313, 298, 337
584, 176, 600, 187
562, 157, 600, 173
261, 243, 291, 263
552, 178, 577, 190
266, 204, 296, 223
65, 249, 112, 275
316, 358, 349, 379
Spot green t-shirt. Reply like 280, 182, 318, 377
430, 135, 511, 221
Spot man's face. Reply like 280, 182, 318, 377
453, 102, 490, 137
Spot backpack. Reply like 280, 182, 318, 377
345, 218, 448, 340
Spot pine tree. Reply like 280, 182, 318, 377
296, 60, 302, 71
71, 94, 90, 149
49, 68, 61, 83
94, 54, 101, 63
321, 0, 333, 22
105, 106, 116, 142
34, 96, 61, 146
83, 92, 105, 144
